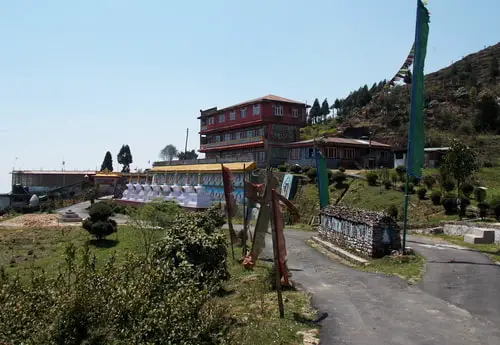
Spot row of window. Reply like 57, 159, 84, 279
290, 147, 356, 160
207, 128, 265, 144
204, 104, 303, 126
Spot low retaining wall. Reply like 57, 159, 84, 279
443, 221, 500, 243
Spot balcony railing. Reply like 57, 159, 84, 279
200, 136, 264, 150
201, 125, 208, 131
153, 154, 256, 167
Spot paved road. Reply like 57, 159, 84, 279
408, 235, 500, 326
57, 200, 129, 224
235, 225, 500, 344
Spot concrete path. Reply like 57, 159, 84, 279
57, 200, 129, 225
408, 235, 500, 326
235, 225, 500, 344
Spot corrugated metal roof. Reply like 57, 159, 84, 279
289, 137, 391, 148
11, 170, 96, 175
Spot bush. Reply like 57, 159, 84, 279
395, 166, 406, 181
0, 207, 230, 344
442, 179, 456, 192
307, 168, 317, 181
278, 165, 287, 172
431, 191, 442, 205
290, 164, 302, 174
422, 175, 436, 190
88, 202, 114, 221
366, 172, 378, 186
459, 197, 471, 217
490, 196, 500, 220
302, 166, 312, 174
83, 202, 117, 240
460, 182, 474, 197
443, 197, 458, 215
383, 180, 392, 190
386, 204, 398, 219
327, 169, 334, 185
478, 202, 490, 219
331, 171, 347, 185
390, 171, 399, 184
339, 167, 346, 173
474, 187, 487, 202
417, 187, 427, 200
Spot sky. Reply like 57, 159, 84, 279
1, 0, 499, 192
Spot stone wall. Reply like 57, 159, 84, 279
443, 222, 500, 243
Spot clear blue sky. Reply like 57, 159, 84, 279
1, 0, 499, 192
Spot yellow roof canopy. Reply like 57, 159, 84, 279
150, 161, 256, 173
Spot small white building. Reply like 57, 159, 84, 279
393, 147, 450, 169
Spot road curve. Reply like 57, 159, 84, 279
250, 228, 500, 345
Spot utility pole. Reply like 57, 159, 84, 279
184, 128, 189, 161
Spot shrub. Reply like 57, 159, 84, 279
490, 196, 500, 220
307, 168, 317, 181
339, 166, 346, 173
366, 172, 378, 186
290, 164, 302, 174
422, 175, 436, 190
327, 169, 334, 185
386, 204, 398, 219
474, 187, 487, 202
88, 202, 114, 221
459, 197, 471, 217
431, 191, 442, 205
278, 164, 287, 172
83, 202, 117, 240
478, 202, 490, 219
383, 180, 392, 190
390, 171, 399, 184
460, 182, 474, 197
442, 179, 456, 192
417, 187, 427, 200
302, 166, 312, 174
443, 197, 458, 215
331, 171, 347, 185
395, 166, 406, 181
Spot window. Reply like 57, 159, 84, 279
224, 134, 231, 141
292, 108, 299, 118
253, 104, 260, 116
291, 148, 300, 160
258, 127, 264, 136
307, 148, 315, 158
345, 148, 355, 159
325, 147, 338, 158
235, 132, 241, 140
258, 152, 266, 162
247, 130, 255, 138
229, 111, 236, 121
240, 107, 247, 118
219, 114, 225, 122
215, 135, 221, 142
273, 104, 283, 116
201, 118, 207, 125
208, 117, 215, 125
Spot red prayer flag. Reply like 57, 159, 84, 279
221, 164, 237, 219
271, 189, 289, 286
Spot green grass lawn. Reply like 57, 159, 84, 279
0, 225, 165, 277
221, 247, 319, 345
360, 253, 425, 284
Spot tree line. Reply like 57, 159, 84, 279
159, 144, 198, 162
100, 144, 133, 172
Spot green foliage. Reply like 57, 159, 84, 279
474, 187, 487, 202
320, 98, 330, 121
117, 144, 133, 173
386, 204, 398, 219
338, 166, 346, 173
100, 151, 113, 172
443, 197, 458, 215
290, 164, 302, 174
490, 195, 500, 220
308, 98, 321, 124
278, 165, 288, 172
442, 179, 456, 192
459, 197, 471, 218
383, 180, 392, 190
431, 191, 442, 205
478, 202, 490, 219
331, 171, 347, 185
490, 55, 499, 82
302, 166, 312, 174
160, 144, 178, 162
460, 182, 474, 197
442, 140, 479, 194
407, 183, 415, 194
83, 202, 117, 240
417, 187, 427, 200
474, 89, 500, 132
177, 149, 199, 160
306, 168, 317, 181
0, 207, 230, 345
395, 166, 406, 181
366, 172, 378, 186
390, 170, 399, 184
422, 175, 436, 190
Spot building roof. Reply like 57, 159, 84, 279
150, 161, 256, 173
393, 147, 450, 153
320, 205, 395, 227
289, 137, 391, 149
199, 94, 307, 118
200, 141, 264, 152
11, 170, 96, 175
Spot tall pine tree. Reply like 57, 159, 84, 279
309, 98, 321, 124
100, 151, 113, 172
320, 98, 330, 122
117, 145, 133, 172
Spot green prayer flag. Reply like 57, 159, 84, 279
407, 0, 430, 178
315, 150, 329, 208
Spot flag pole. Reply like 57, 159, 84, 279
242, 164, 248, 257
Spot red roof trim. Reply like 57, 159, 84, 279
199, 141, 264, 152
200, 119, 264, 134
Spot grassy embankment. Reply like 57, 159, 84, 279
0, 224, 318, 345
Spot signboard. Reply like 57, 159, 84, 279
280, 174, 297, 200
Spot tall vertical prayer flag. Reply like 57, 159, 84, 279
315, 150, 329, 208
221, 164, 237, 219
407, 0, 430, 178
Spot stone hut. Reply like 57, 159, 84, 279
318, 205, 401, 259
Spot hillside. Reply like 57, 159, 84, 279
305, 42, 500, 165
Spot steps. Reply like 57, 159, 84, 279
464, 229, 495, 244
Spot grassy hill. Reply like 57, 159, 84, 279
303, 42, 500, 165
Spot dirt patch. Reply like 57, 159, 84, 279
0, 214, 80, 229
